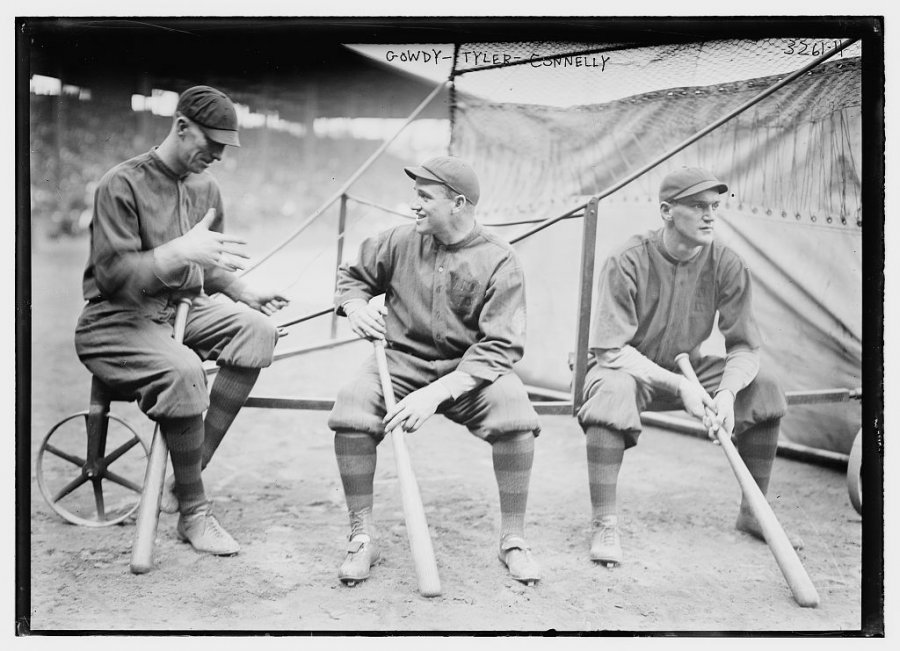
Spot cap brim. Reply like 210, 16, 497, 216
404, 165, 443, 184
669, 180, 728, 201
200, 126, 240, 147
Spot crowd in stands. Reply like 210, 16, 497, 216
30, 95, 415, 239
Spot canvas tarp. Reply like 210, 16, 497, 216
451, 58, 862, 454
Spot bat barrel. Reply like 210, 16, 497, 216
129, 425, 168, 574
129, 299, 191, 574
674, 353, 819, 608
373, 340, 442, 597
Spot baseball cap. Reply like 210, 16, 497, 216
404, 156, 480, 205
176, 85, 241, 147
659, 167, 727, 202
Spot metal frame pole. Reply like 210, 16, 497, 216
242, 79, 450, 275
331, 193, 348, 338
506, 38, 858, 246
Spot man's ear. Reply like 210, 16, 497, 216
175, 115, 189, 138
453, 194, 467, 212
660, 201, 673, 222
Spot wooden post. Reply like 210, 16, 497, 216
571, 197, 599, 415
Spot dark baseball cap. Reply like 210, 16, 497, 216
659, 167, 727, 202
404, 156, 480, 206
176, 85, 240, 147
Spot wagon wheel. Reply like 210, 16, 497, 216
36, 411, 150, 527
846, 427, 862, 515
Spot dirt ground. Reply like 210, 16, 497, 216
25, 234, 863, 633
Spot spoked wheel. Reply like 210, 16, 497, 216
36, 411, 149, 527
847, 428, 862, 515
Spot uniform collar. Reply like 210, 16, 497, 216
433, 222, 483, 250
149, 147, 190, 181
653, 227, 706, 265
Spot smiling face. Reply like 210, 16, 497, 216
177, 117, 226, 175
661, 188, 722, 252
410, 178, 463, 240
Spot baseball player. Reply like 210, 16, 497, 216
328, 156, 542, 585
577, 167, 801, 565
74, 86, 288, 556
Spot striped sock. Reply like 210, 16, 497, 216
202, 366, 260, 469
334, 432, 377, 516
159, 415, 206, 513
586, 426, 625, 522
492, 431, 535, 540
736, 419, 780, 500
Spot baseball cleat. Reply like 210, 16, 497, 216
498, 534, 541, 585
176, 503, 240, 556
590, 516, 622, 566
338, 534, 380, 585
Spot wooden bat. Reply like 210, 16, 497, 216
373, 339, 442, 597
130, 298, 191, 574
674, 353, 819, 608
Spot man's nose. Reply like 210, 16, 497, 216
210, 144, 225, 161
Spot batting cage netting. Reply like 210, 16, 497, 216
448, 38, 862, 454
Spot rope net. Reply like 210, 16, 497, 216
449, 38, 862, 453
450, 38, 861, 230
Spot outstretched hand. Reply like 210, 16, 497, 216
178, 209, 249, 271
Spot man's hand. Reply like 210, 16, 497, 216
346, 301, 387, 341
239, 287, 290, 316
677, 377, 716, 422
383, 382, 451, 434
710, 390, 736, 436
176, 209, 249, 271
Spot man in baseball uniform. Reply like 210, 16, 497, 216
577, 167, 799, 565
75, 86, 288, 556
328, 156, 542, 585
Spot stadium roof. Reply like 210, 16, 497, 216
22, 18, 472, 121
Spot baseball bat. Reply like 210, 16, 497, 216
674, 353, 820, 608
130, 298, 191, 574
373, 339, 442, 597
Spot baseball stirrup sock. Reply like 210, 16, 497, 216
586, 426, 625, 521
160, 415, 207, 513
736, 419, 780, 499
492, 431, 535, 540
202, 366, 260, 469
334, 432, 377, 515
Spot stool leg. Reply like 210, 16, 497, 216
86, 382, 112, 521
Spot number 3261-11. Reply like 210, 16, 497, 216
783, 40, 843, 56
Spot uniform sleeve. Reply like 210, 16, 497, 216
593, 345, 683, 394
456, 255, 526, 382
334, 231, 392, 314
91, 172, 201, 301
716, 252, 763, 396
588, 254, 640, 351
716, 252, 761, 353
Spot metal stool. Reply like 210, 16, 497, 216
36, 376, 149, 527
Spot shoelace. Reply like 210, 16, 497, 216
203, 515, 232, 541
596, 523, 618, 546
348, 509, 373, 540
